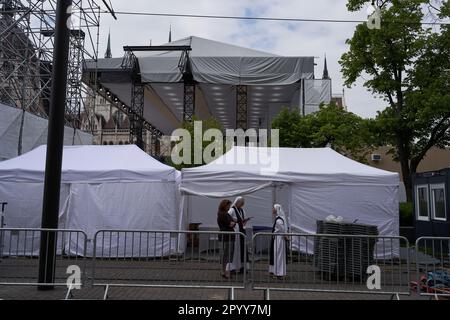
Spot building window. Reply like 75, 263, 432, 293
431, 184, 446, 221
109, 141, 113, 145
416, 185, 430, 221
119, 141, 123, 145
103, 141, 107, 145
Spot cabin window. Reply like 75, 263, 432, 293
416, 185, 430, 221
431, 184, 446, 221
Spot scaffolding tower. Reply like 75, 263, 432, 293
0, 0, 101, 138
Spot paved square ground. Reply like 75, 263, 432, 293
0, 255, 431, 300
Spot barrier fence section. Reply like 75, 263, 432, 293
414, 237, 450, 299
251, 233, 410, 299
91, 230, 247, 299
0, 228, 88, 292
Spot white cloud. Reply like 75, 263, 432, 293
99, 0, 386, 118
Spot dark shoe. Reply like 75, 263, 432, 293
238, 268, 248, 274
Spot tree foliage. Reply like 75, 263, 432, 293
340, 0, 450, 200
165, 116, 223, 170
271, 103, 374, 162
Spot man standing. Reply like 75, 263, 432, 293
228, 196, 250, 273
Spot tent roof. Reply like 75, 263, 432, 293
180, 147, 399, 196
141, 36, 280, 58
0, 145, 179, 183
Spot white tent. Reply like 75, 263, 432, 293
180, 147, 400, 257
0, 145, 180, 256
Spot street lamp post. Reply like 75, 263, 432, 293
37, 0, 73, 290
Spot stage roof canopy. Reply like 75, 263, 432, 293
90, 36, 315, 85
84, 36, 330, 135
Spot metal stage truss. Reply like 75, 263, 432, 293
236, 85, 248, 130
121, 48, 163, 154
119, 45, 192, 154
0, 0, 101, 138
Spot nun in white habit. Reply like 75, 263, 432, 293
269, 204, 288, 277
226, 196, 249, 272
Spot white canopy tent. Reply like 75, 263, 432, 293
0, 145, 180, 256
180, 147, 400, 257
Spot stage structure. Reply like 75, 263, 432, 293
0, 0, 101, 151
83, 36, 332, 155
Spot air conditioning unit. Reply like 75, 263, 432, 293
371, 154, 382, 162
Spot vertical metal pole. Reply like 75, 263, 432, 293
301, 79, 306, 116
38, 0, 73, 290
0, 202, 6, 258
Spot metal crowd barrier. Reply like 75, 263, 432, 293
251, 233, 410, 299
0, 227, 422, 300
0, 228, 87, 299
414, 237, 450, 300
91, 230, 247, 300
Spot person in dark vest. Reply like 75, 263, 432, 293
217, 199, 235, 279
269, 204, 288, 278
228, 196, 250, 274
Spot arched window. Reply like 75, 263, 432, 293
103, 141, 107, 145
109, 141, 114, 145
119, 141, 123, 145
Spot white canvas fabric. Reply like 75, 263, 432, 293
0, 182, 70, 256
0, 103, 93, 161
0, 145, 181, 257
66, 182, 178, 256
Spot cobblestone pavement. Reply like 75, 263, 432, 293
0, 256, 429, 300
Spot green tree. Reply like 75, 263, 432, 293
271, 103, 374, 162
165, 116, 224, 170
340, 0, 450, 201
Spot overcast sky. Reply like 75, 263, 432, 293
98, 0, 386, 119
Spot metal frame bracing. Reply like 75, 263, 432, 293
236, 85, 248, 130
0, 0, 101, 136
129, 82, 144, 148
94, 83, 163, 146
121, 49, 145, 149
183, 82, 195, 122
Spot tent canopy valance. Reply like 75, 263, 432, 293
0, 145, 179, 183
180, 146, 399, 197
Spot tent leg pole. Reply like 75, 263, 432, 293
103, 285, 109, 300
228, 287, 235, 300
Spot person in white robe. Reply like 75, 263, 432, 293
269, 204, 288, 278
226, 196, 250, 273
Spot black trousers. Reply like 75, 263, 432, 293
239, 229, 248, 266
